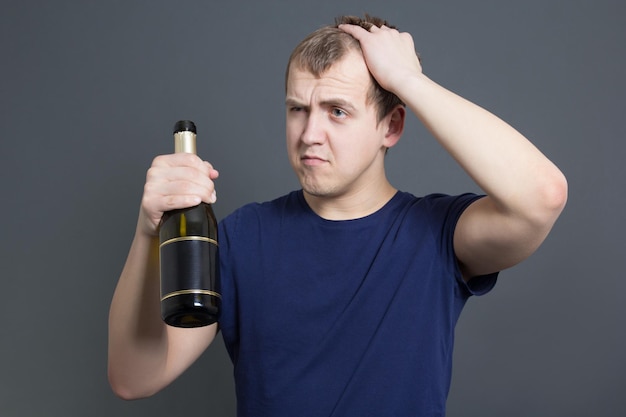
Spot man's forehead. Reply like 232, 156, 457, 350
286, 52, 372, 99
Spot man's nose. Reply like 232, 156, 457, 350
300, 112, 325, 145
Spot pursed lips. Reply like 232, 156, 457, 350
301, 154, 328, 166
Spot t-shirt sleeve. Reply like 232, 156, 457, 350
425, 193, 498, 297
465, 272, 498, 295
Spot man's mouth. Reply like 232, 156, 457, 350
301, 154, 327, 166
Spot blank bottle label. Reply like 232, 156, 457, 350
160, 238, 220, 300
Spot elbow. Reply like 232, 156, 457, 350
108, 376, 143, 401
533, 169, 568, 226
544, 170, 568, 215
108, 366, 158, 401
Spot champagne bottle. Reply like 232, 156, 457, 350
159, 120, 221, 327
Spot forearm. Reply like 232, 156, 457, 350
108, 229, 170, 398
401, 73, 567, 221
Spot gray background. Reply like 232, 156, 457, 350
1, 0, 624, 416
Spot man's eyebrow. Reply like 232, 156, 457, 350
320, 98, 356, 112
285, 98, 306, 108
285, 97, 357, 112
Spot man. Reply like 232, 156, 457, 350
108, 15, 567, 416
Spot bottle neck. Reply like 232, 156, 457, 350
174, 131, 197, 154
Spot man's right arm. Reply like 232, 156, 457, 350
107, 153, 220, 399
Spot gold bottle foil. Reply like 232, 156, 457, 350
174, 130, 196, 154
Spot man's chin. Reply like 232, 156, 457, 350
301, 185, 338, 199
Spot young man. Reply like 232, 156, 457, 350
108, 15, 567, 416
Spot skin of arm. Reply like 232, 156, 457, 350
108, 153, 219, 399
339, 23, 568, 279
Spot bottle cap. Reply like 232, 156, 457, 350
173, 120, 196, 134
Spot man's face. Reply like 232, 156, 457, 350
285, 51, 389, 201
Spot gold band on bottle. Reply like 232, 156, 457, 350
161, 289, 222, 302
159, 235, 218, 248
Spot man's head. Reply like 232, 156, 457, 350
286, 14, 404, 124
284, 15, 407, 205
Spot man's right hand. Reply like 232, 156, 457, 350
138, 153, 219, 236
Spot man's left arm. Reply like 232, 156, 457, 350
340, 23, 568, 280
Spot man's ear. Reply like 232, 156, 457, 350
383, 105, 406, 148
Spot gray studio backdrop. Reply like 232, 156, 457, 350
1, 1, 624, 416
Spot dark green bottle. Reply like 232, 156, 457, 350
159, 120, 220, 327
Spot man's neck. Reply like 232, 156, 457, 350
303, 182, 397, 221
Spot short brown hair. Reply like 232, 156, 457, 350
286, 14, 404, 123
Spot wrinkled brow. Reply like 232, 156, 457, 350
285, 97, 357, 113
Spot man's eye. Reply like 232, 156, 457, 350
331, 108, 347, 118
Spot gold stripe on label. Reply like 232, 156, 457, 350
161, 289, 222, 302
159, 235, 218, 248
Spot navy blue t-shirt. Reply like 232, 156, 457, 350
218, 190, 497, 417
